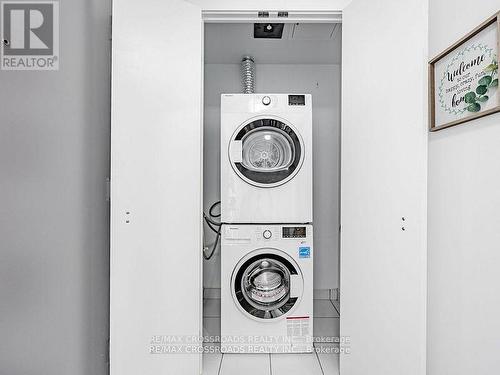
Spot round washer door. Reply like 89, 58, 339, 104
231, 249, 303, 320
229, 117, 305, 188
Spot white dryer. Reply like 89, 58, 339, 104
220, 94, 312, 224
221, 224, 313, 353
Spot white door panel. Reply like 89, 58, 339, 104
110, 0, 203, 374
341, 1, 427, 374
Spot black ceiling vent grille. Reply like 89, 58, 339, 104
254, 23, 284, 39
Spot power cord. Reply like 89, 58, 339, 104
203, 201, 221, 260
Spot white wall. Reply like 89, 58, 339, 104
203, 63, 341, 291
428, 2, 500, 374
0, 0, 111, 374
188, 0, 351, 11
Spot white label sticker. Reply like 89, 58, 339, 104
286, 316, 311, 352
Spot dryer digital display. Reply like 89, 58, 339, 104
288, 95, 305, 106
282, 226, 306, 238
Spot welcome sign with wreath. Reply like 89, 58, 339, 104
429, 11, 500, 131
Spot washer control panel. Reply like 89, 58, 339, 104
224, 225, 310, 243
255, 226, 279, 241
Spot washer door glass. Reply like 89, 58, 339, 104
234, 252, 299, 320
231, 118, 304, 187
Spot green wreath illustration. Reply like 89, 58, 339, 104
464, 59, 498, 112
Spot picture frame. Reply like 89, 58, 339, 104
429, 11, 500, 131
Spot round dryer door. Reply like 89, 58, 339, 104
229, 117, 304, 188
232, 249, 303, 320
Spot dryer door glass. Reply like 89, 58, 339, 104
241, 128, 295, 172
231, 118, 303, 187
234, 252, 300, 319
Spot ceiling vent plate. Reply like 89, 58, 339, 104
290, 23, 339, 41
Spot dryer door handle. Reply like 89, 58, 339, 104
230, 140, 243, 163
289, 274, 303, 298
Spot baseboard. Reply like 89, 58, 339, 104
330, 288, 340, 301
203, 288, 221, 299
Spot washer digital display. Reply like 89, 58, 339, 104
282, 226, 306, 238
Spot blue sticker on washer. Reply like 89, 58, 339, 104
299, 247, 310, 258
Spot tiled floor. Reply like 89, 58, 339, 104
202, 298, 340, 375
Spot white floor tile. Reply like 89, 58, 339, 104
203, 317, 221, 342
202, 343, 222, 375
203, 298, 221, 317
315, 343, 340, 375
219, 353, 270, 375
314, 299, 337, 318
314, 317, 339, 343
271, 352, 323, 375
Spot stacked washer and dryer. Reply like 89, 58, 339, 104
220, 89, 314, 353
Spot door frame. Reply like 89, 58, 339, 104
202, 10, 342, 23
200, 7, 343, 373
198, 5, 427, 375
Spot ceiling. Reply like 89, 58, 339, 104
204, 23, 342, 65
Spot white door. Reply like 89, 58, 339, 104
341, 1, 427, 374
110, 0, 203, 374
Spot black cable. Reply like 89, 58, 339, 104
204, 201, 221, 230
203, 214, 218, 233
203, 213, 221, 231
209, 201, 221, 218
203, 201, 222, 260
203, 226, 221, 260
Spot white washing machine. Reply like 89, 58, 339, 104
220, 94, 312, 224
221, 224, 313, 353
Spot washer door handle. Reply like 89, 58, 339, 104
289, 274, 303, 298
230, 140, 243, 163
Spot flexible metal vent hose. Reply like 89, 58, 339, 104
241, 56, 255, 94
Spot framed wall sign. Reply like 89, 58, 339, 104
429, 11, 500, 131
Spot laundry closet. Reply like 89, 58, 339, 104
110, 2, 428, 375
202, 21, 341, 369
